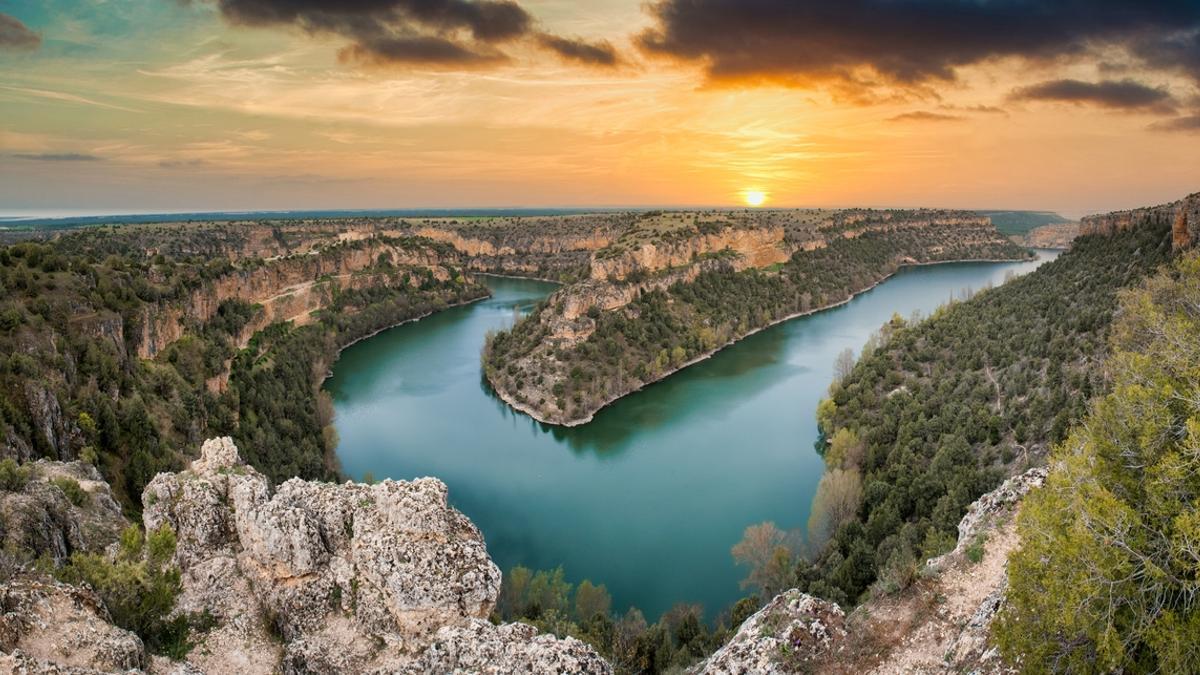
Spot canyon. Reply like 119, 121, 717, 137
0, 196, 1192, 673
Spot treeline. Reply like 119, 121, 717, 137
496, 566, 759, 674
0, 232, 485, 509
998, 251, 1200, 672
797, 220, 1174, 605
485, 223, 1028, 424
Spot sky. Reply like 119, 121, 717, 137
1, 0, 1198, 217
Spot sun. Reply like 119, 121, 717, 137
742, 190, 768, 207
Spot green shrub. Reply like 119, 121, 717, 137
0, 459, 32, 491
55, 525, 207, 659
50, 476, 89, 507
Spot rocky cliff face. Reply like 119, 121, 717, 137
1013, 222, 1080, 249
590, 225, 788, 282
0, 460, 126, 567
137, 239, 454, 360
141, 437, 607, 674
0, 438, 610, 673
1080, 192, 1199, 250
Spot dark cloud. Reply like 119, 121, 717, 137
0, 12, 40, 51
1010, 79, 1177, 112
339, 34, 504, 66
213, 0, 530, 42
536, 34, 618, 66
1134, 29, 1200, 83
11, 153, 101, 161
637, 1, 1200, 91
1149, 113, 1200, 132
887, 111, 963, 122
198, 0, 617, 68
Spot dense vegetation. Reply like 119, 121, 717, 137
0, 230, 485, 509
496, 565, 759, 674
998, 252, 1200, 672
485, 223, 1028, 423
798, 221, 1174, 605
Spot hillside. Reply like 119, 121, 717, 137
1, 194, 1197, 674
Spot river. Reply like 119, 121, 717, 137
327, 251, 1059, 621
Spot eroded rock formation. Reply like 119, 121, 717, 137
138, 437, 609, 674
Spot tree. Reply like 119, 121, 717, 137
731, 521, 798, 599
825, 427, 865, 470
574, 579, 612, 622
997, 253, 1200, 673
807, 468, 863, 549
831, 348, 857, 389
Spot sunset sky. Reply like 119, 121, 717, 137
1, 0, 1198, 217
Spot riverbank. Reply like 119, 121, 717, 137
322, 290, 492, 383
489, 252, 1039, 427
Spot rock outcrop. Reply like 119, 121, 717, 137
0, 461, 126, 566
0, 575, 145, 673
136, 437, 609, 674
691, 590, 846, 674
1079, 192, 1199, 250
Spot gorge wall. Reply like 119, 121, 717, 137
136, 238, 458, 360
1080, 191, 1200, 249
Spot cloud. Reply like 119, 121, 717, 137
887, 111, 963, 122
1134, 29, 1200, 83
195, 0, 618, 68
536, 34, 619, 67
11, 153, 102, 161
338, 35, 505, 67
636, 1, 1200, 93
0, 12, 40, 51
1149, 113, 1200, 132
1010, 78, 1177, 112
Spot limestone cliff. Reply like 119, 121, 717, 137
1080, 192, 1200, 250
0, 438, 610, 673
137, 238, 456, 360
0, 460, 126, 566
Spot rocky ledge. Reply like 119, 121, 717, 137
3, 437, 610, 674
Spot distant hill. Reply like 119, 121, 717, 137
976, 210, 1073, 236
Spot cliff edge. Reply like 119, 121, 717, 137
1, 437, 610, 674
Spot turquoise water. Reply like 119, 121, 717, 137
327, 252, 1058, 621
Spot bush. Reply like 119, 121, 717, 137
0, 459, 32, 491
50, 476, 89, 507
55, 525, 206, 659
